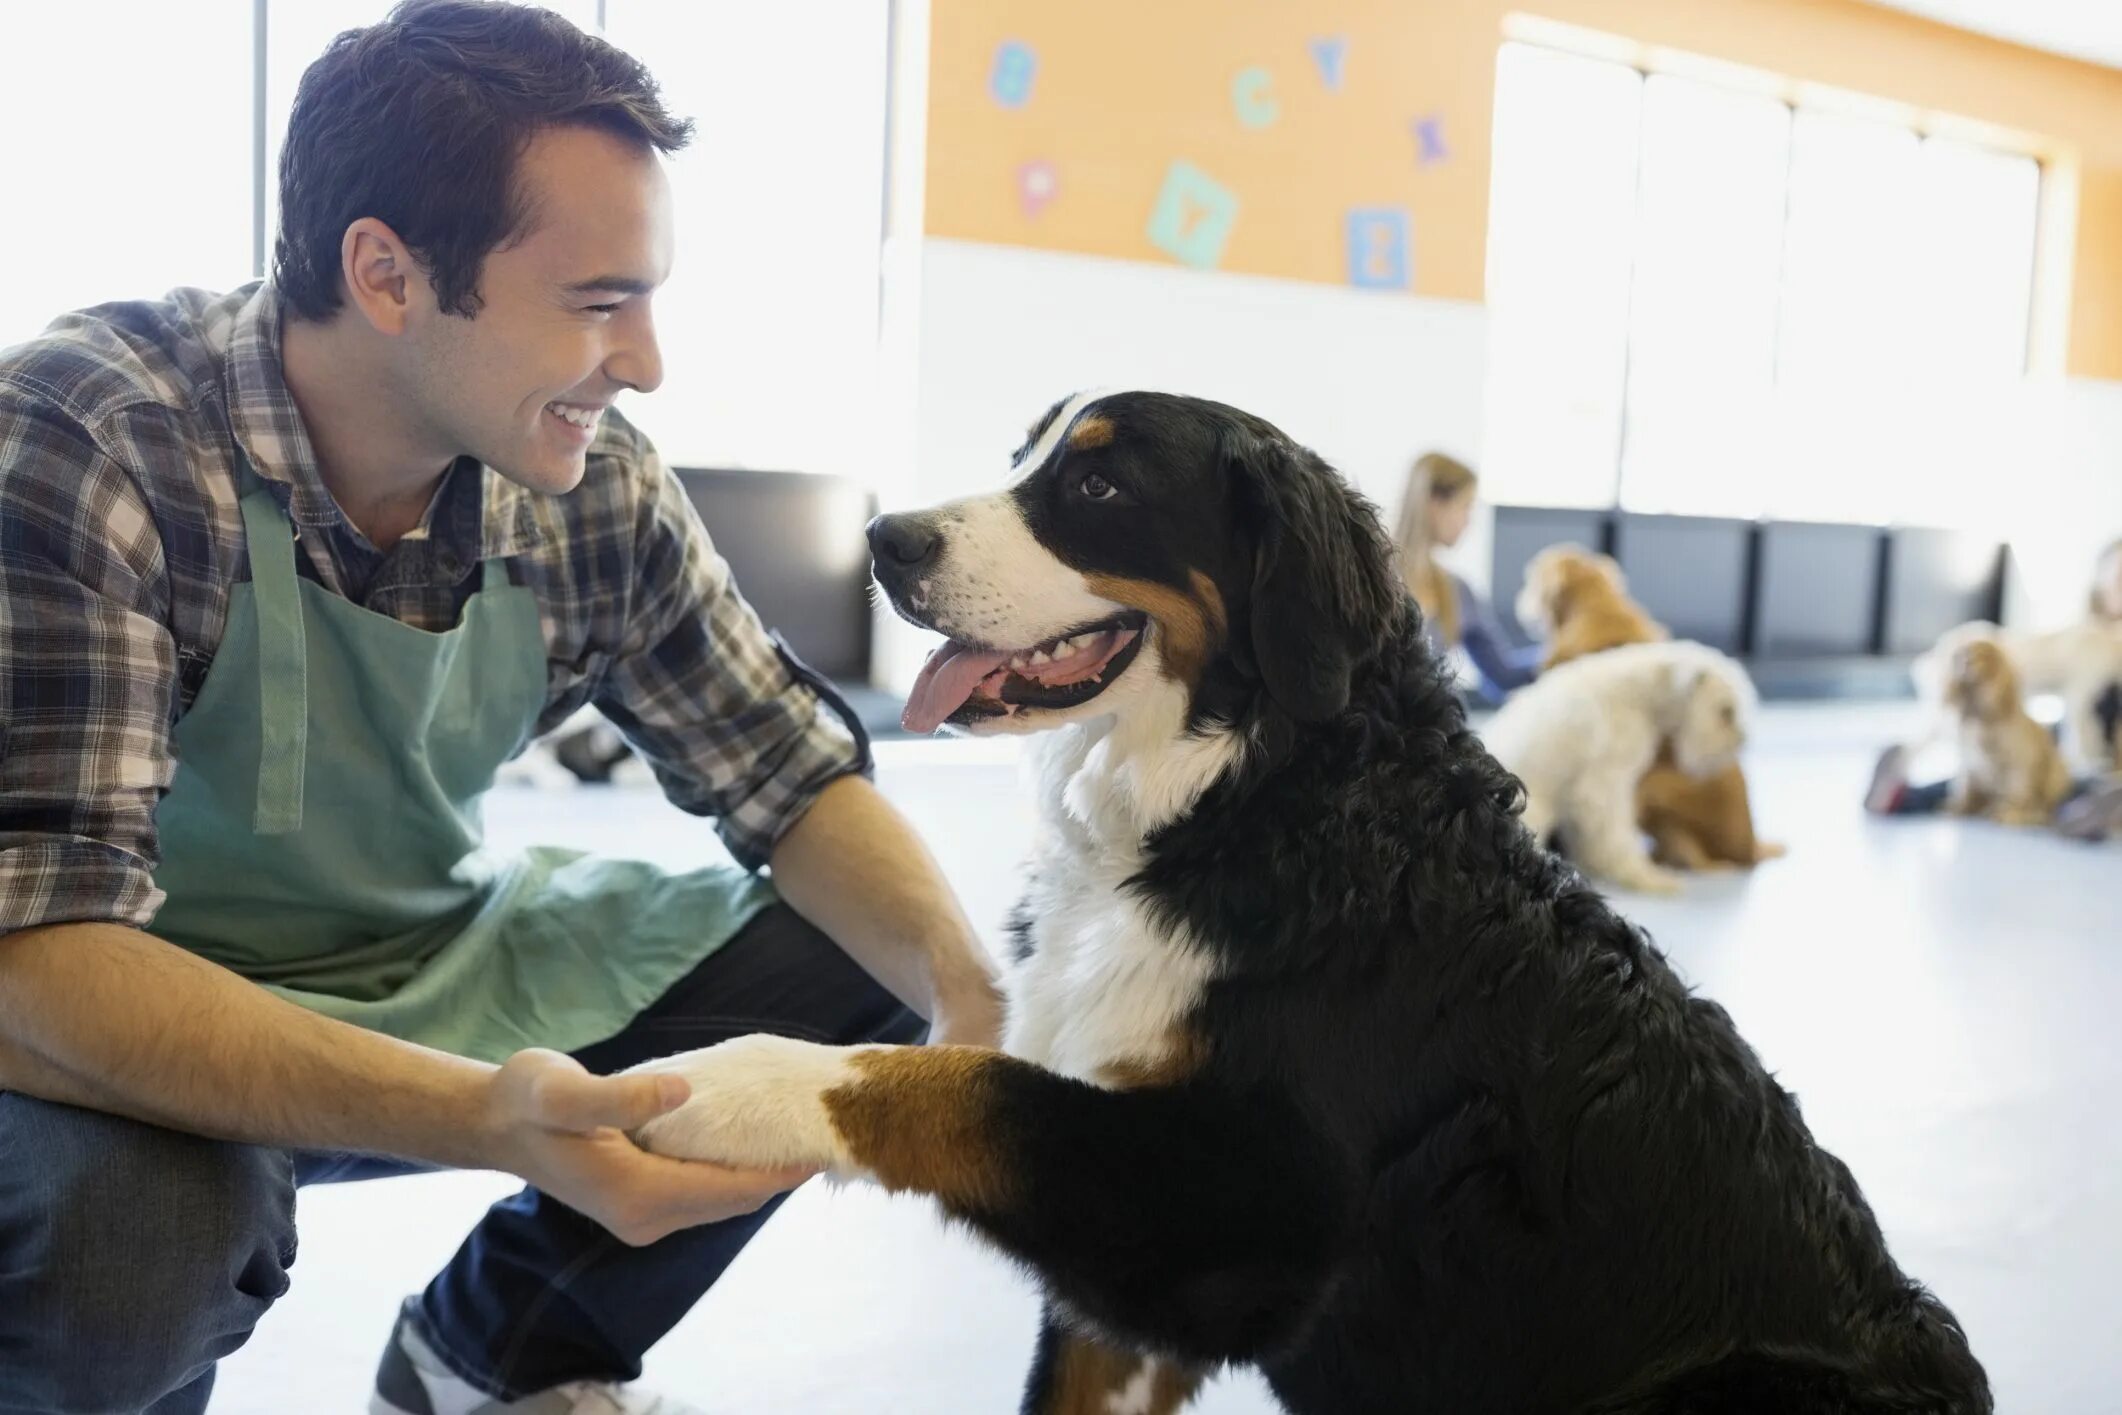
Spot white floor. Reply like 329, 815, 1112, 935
213, 704, 2120, 1413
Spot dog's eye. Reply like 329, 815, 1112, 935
1078, 473, 1116, 501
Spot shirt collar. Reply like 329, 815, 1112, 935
223, 280, 550, 565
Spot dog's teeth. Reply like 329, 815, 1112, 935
1009, 654, 1028, 669
1030, 649, 1050, 665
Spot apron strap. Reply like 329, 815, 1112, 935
237, 480, 309, 835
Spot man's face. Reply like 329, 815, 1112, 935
405, 123, 674, 495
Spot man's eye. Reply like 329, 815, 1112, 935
585, 303, 620, 315
1079, 474, 1116, 501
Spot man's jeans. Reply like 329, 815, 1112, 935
0, 904, 923, 1414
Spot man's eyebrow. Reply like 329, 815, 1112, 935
562, 276, 656, 297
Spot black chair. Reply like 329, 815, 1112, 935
1751, 522, 1883, 658
674, 467, 909, 738
1610, 513, 1754, 655
1490, 505, 1614, 644
1487, 503, 2006, 701
1881, 527, 2006, 656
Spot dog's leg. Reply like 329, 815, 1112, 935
1992, 756, 2059, 827
630, 1036, 1349, 1363
1567, 769, 1682, 895
1647, 822, 1724, 872
1635, 765, 1734, 870
1022, 1308, 1205, 1415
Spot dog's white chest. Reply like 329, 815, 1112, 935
1003, 871, 1212, 1086
999, 722, 1225, 1087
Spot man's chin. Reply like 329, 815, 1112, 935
489, 453, 589, 498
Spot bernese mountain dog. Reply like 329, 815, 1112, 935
631, 391, 1990, 1414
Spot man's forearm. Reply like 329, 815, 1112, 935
768, 774, 1003, 1027
0, 920, 501, 1166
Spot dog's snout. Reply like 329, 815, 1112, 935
867, 513, 939, 571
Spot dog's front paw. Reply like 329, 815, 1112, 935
1617, 864, 1685, 896
626, 1035, 881, 1175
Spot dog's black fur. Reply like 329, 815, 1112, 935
884, 394, 1990, 1413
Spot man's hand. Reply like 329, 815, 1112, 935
484, 1048, 818, 1247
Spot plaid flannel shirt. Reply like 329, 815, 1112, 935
0, 282, 864, 936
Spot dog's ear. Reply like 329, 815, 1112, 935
1546, 563, 1582, 624
1593, 552, 1628, 591
1226, 420, 1401, 721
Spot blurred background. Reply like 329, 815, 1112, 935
13, 0, 2121, 709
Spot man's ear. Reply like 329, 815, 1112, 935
1227, 421, 1401, 722
341, 217, 416, 336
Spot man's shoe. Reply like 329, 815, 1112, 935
371, 1298, 704, 1415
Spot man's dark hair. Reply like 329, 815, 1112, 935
274, 0, 693, 321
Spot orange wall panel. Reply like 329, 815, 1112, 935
927, 0, 2122, 376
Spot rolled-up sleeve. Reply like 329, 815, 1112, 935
0, 389, 177, 934
591, 447, 866, 871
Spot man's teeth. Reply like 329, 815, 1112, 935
547, 402, 602, 429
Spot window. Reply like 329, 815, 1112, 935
1481, 43, 1642, 509
600, 2, 890, 476
1618, 75, 1790, 518
0, 1, 254, 346
1482, 41, 2041, 526
6, 1, 889, 483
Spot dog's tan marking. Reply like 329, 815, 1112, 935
1068, 415, 1116, 450
1035, 1336, 1203, 1415
1092, 1028, 1208, 1091
1085, 570, 1227, 685
823, 1046, 1016, 1210
1637, 754, 1782, 869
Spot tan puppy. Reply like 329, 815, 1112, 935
1516, 545, 1783, 870
1514, 545, 1667, 671
1943, 636, 2073, 826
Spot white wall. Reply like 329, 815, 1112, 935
875, 236, 2120, 691
2000, 378, 2122, 624
876, 238, 1489, 689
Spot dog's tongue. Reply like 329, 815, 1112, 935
903, 640, 1012, 734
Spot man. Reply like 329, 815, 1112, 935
0, 4, 1002, 1412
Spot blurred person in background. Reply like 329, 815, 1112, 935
1395, 451, 1542, 705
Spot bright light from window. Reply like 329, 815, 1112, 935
1618, 75, 1791, 518
0, 1, 253, 347
601, 1, 889, 476
1485, 45, 2039, 527
1481, 42, 1643, 508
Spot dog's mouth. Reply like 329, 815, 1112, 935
902, 611, 1149, 733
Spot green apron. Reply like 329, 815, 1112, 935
148, 465, 774, 1063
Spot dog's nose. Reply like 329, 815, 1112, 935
867, 513, 939, 570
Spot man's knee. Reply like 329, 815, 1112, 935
0, 1094, 296, 1413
